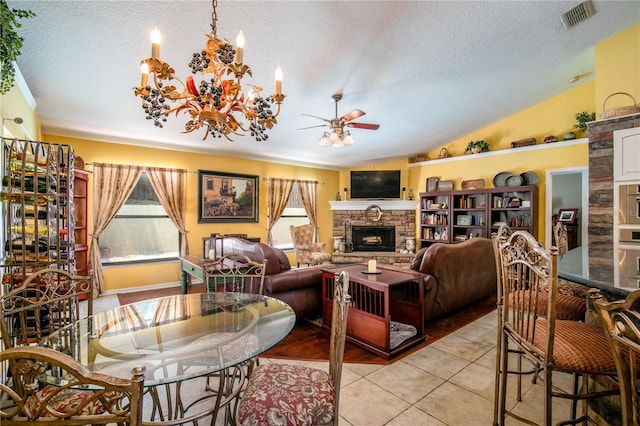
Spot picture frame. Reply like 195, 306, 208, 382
426, 176, 440, 192
456, 214, 472, 226
556, 208, 578, 225
198, 170, 259, 223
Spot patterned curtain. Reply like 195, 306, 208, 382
298, 180, 320, 242
89, 163, 143, 295
146, 167, 189, 257
266, 178, 294, 245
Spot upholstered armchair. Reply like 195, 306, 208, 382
289, 224, 332, 267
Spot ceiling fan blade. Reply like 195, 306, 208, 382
297, 124, 329, 130
347, 122, 380, 130
340, 109, 366, 122
301, 113, 331, 122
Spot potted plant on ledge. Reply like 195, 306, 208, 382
573, 111, 596, 137
465, 140, 489, 154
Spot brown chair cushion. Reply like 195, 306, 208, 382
509, 290, 586, 321
534, 319, 617, 375
237, 363, 334, 426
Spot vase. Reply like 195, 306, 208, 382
333, 237, 342, 253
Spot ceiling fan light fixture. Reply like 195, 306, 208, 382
301, 93, 379, 148
319, 133, 331, 145
342, 131, 354, 145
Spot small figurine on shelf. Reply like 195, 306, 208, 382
408, 189, 414, 200
336, 192, 341, 201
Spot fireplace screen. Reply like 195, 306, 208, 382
352, 226, 395, 252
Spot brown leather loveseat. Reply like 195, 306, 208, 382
410, 237, 497, 321
222, 237, 326, 321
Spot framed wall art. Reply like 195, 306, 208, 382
556, 208, 578, 225
198, 170, 259, 223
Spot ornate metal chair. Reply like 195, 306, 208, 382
237, 271, 351, 425
492, 225, 588, 424
495, 230, 618, 425
201, 252, 267, 294
553, 221, 569, 259
592, 288, 640, 426
289, 223, 331, 267
0, 346, 145, 424
0, 268, 93, 352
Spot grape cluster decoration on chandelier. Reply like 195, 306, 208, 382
134, 0, 284, 142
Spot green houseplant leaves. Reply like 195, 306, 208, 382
0, 1, 35, 94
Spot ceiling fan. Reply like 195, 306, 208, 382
299, 93, 380, 147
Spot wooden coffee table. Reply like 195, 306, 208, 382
322, 264, 425, 359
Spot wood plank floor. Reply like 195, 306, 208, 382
118, 284, 496, 365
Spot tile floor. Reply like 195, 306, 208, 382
91, 295, 610, 426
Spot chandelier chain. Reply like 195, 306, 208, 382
211, 0, 217, 35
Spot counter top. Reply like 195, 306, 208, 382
558, 245, 630, 300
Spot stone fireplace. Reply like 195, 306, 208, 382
329, 200, 417, 268
351, 226, 395, 252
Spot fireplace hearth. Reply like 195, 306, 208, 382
352, 226, 395, 252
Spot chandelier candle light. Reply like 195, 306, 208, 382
134, 0, 285, 142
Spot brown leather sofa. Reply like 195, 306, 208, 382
222, 238, 325, 321
410, 237, 497, 321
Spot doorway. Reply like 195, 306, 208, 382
545, 167, 588, 250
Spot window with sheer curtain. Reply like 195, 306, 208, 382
99, 172, 178, 264
270, 182, 309, 250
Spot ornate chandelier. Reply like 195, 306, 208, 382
134, 0, 285, 142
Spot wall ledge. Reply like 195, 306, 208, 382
408, 138, 587, 167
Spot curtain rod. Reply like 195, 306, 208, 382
84, 164, 324, 182
263, 177, 324, 184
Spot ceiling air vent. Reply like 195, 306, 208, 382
561, 1, 596, 30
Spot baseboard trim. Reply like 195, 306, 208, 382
100, 280, 202, 296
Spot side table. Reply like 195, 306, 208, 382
322, 264, 425, 359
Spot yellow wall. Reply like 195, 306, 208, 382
595, 23, 640, 113
422, 80, 595, 160
0, 78, 40, 140
43, 135, 339, 292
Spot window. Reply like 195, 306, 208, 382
99, 173, 178, 264
270, 183, 309, 250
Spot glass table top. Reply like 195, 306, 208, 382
40, 292, 295, 387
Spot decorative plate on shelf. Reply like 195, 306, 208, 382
505, 175, 523, 187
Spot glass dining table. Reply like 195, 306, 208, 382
39, 292, 296, 425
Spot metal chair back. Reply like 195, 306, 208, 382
201, 252, 267, 294
0, 346, 145, 425
592, 288, 640, 426
0, 268, 93, 353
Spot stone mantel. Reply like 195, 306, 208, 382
329, 200, 418, 211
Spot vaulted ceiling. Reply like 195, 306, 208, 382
8, 1, 640, 169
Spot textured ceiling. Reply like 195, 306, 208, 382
7, 1, 640, 169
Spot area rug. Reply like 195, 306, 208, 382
117, 284, 496, 365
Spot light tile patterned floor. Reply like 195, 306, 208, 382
90, 295, 610, 426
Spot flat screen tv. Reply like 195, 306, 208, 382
350, 170, 401, 199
